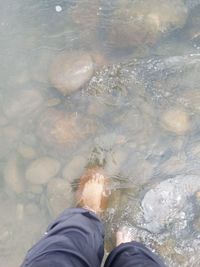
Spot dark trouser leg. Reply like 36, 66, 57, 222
104, 241, 166, 267
21, 208, 104, 267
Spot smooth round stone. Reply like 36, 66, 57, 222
63, 155, 87, 183
18, 143, 37, 159
49, 52, 94, 96
47, 178, 73, 216
161, 109, 190, 135
4, 156, 25, 194
38, 109, 96, 147
3, 89, 43, 119
26, 157, 61, 185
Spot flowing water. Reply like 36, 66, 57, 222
1, 0, 200, 266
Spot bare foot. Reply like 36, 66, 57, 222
116, 227, 132, 246
76, 169, 109, 214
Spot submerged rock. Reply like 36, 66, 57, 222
107, 0, 187, 49
47, 178, 73, 217
161, 109, 190, 135
49, 52, 94, 96
37, 109, 96, 148
141, 175, 200, 233
25, 157, 60, 185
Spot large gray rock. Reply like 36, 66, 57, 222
141, 175, 200, 233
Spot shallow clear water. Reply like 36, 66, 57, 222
1, 0, 200, 266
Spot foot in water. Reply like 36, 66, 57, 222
76, 169, 109, 214
116, 227, 133, 246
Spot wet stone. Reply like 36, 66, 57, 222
141, 175, 200, 233
47, 178, 73, 217
25, 157, 61, 185
49, 51, 94, 96
161, 109, 190, 135
37, 109, 96, 148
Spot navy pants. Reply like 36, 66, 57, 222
21, 208, 166, 267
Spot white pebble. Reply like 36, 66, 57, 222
55, 5, 62, 12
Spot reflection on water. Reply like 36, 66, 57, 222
1, 0, 200, 266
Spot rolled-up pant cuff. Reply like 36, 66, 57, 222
104, 241, 166, 267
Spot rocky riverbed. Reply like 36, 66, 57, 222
1, 1, 200, 266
